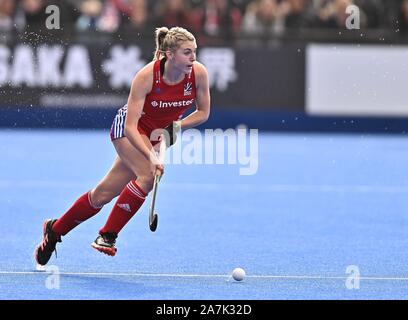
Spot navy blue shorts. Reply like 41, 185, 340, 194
110, 105, 127, 141
110, 105, 156, 145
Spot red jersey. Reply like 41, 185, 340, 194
138, 59, 196, 136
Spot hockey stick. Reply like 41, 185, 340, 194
149, 134, 167, 232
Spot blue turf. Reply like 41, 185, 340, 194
1, 129, 408, 299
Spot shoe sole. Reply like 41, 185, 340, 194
91, 243, 117, 256
33, 219, 53, 266
33, 246, 42, 266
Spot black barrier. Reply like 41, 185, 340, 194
0, 39, 304, 110
1, 36, 408, 132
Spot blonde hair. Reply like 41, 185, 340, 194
153, 26, 196, 60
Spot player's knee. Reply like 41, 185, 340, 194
137, 174, 155, 192
90, 187, 114, 207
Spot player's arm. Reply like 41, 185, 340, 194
124, 64, 159, 162
179, 62, 210, 129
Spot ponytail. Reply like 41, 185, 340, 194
154, 27, 169, 60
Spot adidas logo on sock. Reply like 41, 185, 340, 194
117, 203, 132, 212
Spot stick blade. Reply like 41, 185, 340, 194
149, 213, 158, 232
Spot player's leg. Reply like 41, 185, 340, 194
89, 157, 136, 208
91, 135, 157, 256
35, 156, 135, 266
52, 156, 137, 236
113, 134, 159, 192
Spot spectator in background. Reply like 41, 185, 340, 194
110, 0, 132, 16
382, 0, 404, 31
283, 0, 315, 29
76, 0, 121, 32
98, 0, 122, 32
125, 0, 149, 31
201, 0, 242, 38
0, 0, 17, 32
231, 0, 253, 13
153, 0, 190, 29
182, 0, 206, 34
396, 0, 408, 34
117, 0, 155, 34
20, 0, 48, 31
242, 0, 284, 35
76, 0, 102, 31
354, 0, 383, 28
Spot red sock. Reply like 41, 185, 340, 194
52, 192, 102, 236
99, 181, 147, 234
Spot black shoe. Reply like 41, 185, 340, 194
34, 219, 61, 266
91, 232, 117, 256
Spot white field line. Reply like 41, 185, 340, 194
1, 270, 408, 281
